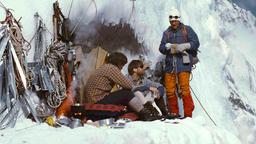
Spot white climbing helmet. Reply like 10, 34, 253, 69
169, 7, 181, 21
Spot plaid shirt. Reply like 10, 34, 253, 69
85, 64, 132, 103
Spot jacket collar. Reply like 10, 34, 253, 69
168, 22, 184, 32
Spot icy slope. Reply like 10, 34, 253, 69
0, 117, 241, 144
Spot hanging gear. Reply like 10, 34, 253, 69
0, 23, 47, 129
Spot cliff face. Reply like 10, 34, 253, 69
231, 0, 256, 16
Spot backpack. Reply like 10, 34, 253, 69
164, 26, 199, 65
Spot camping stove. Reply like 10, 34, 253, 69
71, 103, 84, 119
69, 103, 84, 128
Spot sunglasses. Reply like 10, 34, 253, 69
169, 15, 180, 19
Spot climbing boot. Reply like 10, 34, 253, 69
138, 102, 162, 121
156, 97, 179, 119
144, 102, 162, 119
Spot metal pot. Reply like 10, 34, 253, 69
98, 118, 115, 127
57, 115, 71, 126
69, 118, 83, 129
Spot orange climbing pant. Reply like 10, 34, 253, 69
165, 72, 194, 117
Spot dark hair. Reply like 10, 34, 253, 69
128, 60, 143, 75
106, 52, 127, 68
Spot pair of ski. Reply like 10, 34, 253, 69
0, 26, 46, 129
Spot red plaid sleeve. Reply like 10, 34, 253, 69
108, 65, 132, 89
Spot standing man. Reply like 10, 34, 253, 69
159, 8, 200, 118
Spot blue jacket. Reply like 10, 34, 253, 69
159, 23, 200, 73
126, 75, 165, 97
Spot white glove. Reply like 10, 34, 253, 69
165, 43, 171, 50
176, 43, 191, 53
165, 43, 177, 50
166, 43, 178, 54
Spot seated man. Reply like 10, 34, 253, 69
84, 52, 160, 121
127, 60, 178, 119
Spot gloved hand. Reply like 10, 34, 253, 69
176, 43, 191, 53
165, 43, 177, 50
165, 43, 178, 54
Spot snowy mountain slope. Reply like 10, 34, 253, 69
231, 0, 256, 16
0, 117, 241, 144
213, 1, 256, 142
1, 0, 256, 143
